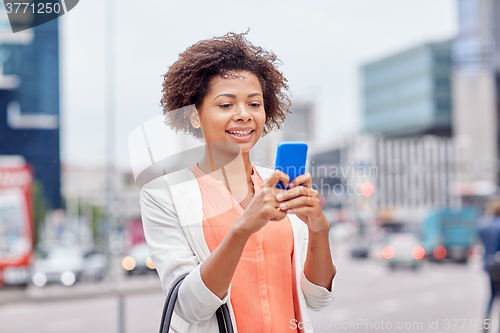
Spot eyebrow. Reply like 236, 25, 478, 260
213, 93, 263, 100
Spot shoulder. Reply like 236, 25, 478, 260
140, 168, 195, 213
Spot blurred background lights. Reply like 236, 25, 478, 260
433, 245, 447, 260
32, 272, 47, 287
412, 246, 426, 260
122, 256, 136, 271
360, 182, 375, 197
145, 257, 155, 270
60, 271, 76, 286
382, 245, 396, 260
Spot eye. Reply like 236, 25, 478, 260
219, 104, 232, 108
250, 103, 262, 107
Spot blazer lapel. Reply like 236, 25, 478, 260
165, 169, 211, 262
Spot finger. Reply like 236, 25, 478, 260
288, 173, 312, 189
265, 169, 290, 189
277, 186, 315, 202
285, 206, 313, 216
269, 209, 287, 222
278, 196, 314, 211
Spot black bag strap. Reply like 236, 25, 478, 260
159, 274, 234, 333
221, 303, 234, 333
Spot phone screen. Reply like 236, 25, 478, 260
274, 142, 308, 189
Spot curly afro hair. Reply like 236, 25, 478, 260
160, 32, 291, 140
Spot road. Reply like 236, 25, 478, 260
309, 242, 491, 332
0, 241, 493, 333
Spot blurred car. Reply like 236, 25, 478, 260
381, 232, 425, 270
350, 244, 370, 259
31, 246, 108, 287
81, 252, 108, 281
122, 242, 156, 276
422, 207, 478, 264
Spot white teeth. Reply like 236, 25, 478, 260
227, 130, 252, 136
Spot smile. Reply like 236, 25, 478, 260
225, 129, 255, 142
226, 130, 254, 136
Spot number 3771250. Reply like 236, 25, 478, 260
444, 319, 498, 330
5, 2, 63, 14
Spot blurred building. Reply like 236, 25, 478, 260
327, 40, 458, 224
62, 166, 141, 221
309, 134, 459, 225
283, 101, 315, 142
0, 12, 61, 208
361, 40, 453, 138
452, 0, 499, 197
60, 165, 141, 253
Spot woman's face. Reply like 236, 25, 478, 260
194, 71, 265, 154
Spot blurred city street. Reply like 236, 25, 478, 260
311, 241, 488, 332
0, 260, 164, 333
0, 239, 491, 333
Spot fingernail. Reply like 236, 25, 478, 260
276, 194, 284, 201
289, 183, 294, 188
279, 203, 287, 210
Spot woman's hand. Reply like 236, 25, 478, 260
275, 173, 329, 233
233, 170, 290, 237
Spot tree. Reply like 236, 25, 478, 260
31, 179, 49, 246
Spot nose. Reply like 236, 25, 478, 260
233, 104, 253, 121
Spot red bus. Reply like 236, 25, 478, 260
0, 157, 33, 286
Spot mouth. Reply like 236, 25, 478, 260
225, 129, 255, 142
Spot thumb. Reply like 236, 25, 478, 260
264, 169, 290, 189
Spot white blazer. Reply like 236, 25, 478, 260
140, 165, 336, 333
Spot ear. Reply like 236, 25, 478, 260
189, 109, 201, 129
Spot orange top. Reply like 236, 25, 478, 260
189, 163, 299, 333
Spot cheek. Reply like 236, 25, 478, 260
200, 113, 226, 131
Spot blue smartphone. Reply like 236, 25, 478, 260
274, 142, 308, 190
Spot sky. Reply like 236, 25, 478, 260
59, 0, 458, 170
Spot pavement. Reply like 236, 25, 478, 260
0, 274, 162, 305
0, 253, 163, 306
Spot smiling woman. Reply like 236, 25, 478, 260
160, 32, 291, 140
141, 32, 336, 333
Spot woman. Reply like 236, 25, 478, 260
140, 32, 337, 333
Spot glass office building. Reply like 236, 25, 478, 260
451, 0, 500, 191
361, 40, 453, 137
453, 0, 500, 73
0, 16, 61, 209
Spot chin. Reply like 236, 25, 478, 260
241, 138, 260, 150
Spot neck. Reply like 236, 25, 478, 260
198, 145, 253, 184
